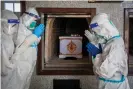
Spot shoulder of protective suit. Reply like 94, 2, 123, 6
2, 10, 18, 20
108, 37, 124, 45
103, 37, 127, 64
113, 37, 124, 46
104, 37, 125, 51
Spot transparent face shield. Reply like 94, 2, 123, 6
89, 23, 108, 44
1, 19, 20, 35
8, 19, 19, 33
24, 12, 40, 31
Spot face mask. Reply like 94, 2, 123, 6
96, 34, 107, 44
28, 21, 36, 31
92, 31, 107, 44
23, 14, 36, 27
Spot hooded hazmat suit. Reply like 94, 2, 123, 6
85, 13, 130, 89
1, 8, 44, 89
1, 10, 19, 76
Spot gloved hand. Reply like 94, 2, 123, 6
86, 43, 102, 57
31, 37, 41, 48
15, 34, 38, 54
84, 30, 98, 44
33, 24, 45, 38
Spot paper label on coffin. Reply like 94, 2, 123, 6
59, 37, 82, 58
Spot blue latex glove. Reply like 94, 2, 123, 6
33, 24, 45, 38
31, 42, 37, 48
86, 43, 102, 57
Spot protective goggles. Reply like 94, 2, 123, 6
89, 23, 99, 29
8, 19, 19, 23
25, 12, 40, 19
8, 19, 20, 27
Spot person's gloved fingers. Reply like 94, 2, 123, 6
85, 33, 91, 41
85, 30, 89, 36
40, 24, 45, 29
90, 43, 99, 50
85, 30, 91, 38
89, 43, 100, 54
36, 24, 44, 30
91, 46, 98, 51
37, 24, 45, 35
87, 45, 101, 57
38, 24, 44, 31
88, 44, 93, 51
88, 43, 95, 49
86, 43, 100, 55
85, 31, 90, 36
93, 47, 99, 53
85, 30, 88, 33
84, 33, 88, 38
85, 30, 92, 36
87, 46, 98, 56
85, 30, 91, 37
86, 43, 90, 48
87, 46, 92, 51
40, 25, 45, 34
85, 30, 90, 34
86, 44, 93, 50
86, 43, 95, 51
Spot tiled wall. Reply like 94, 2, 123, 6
26, 1, 133, 89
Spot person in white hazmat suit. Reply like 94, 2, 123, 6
1, 10, 19, 76
84, 13, 130, 89
1, 8, 45, 89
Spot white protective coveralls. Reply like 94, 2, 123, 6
85, 13, 130, 89
1, 8, 42, 89
1, 10, 19, 76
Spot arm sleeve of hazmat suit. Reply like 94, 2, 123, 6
84, 30, 98, 45
14, 34, 38, 54
37, 37, 41, 44
92, 43, 127, 79
1, 44, 14, 76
